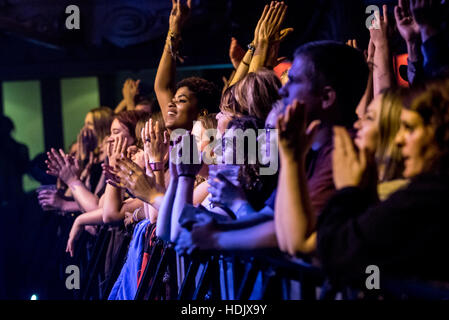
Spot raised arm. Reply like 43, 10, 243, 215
154, 0, 192, 124
228, 4, 268, 86
370, 5, 395, 96
248, 2, 292, 73
394, 0, 423, 85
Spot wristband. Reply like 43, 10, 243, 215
149, 162, 164, 171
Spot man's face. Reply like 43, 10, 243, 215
278, 55, 322, 122
165, 86, 199, 130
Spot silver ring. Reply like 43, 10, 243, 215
128, 170, 134, 177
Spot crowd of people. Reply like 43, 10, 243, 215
34, 0, 449, 299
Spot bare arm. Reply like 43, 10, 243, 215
156, 177, 179, 241
248, 3, 291, 73
114, 99, 127, 114
274, 101, 321, 256
229, 49, 255, 87
102, 183, 125, 223
275, 157, 317, 255
171, 176, 195, 242
371, 5, 394, 96
216, 220, 278, 250
155, 0, 192, 124
68, 180, 100, 212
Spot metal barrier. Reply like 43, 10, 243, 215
133, 240, 325, 300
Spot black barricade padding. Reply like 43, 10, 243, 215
81, 226, 111, 300
134, 238, 164, 300
101, 232, 132, 299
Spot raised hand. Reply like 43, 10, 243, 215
141, 118, 170, 167
276, 100, 321, 161
77, 127, 97, 161
107, 136, 128, 169
122, 78, 140, 107
256, 2, 291, 44
332, 127, 377, 190
169, 0, 192, 35
229, 37, 246, 69
395, 0, 421, 43
410, 0, 443, 28
369, 4, 389, 47
46, 148, 82, 186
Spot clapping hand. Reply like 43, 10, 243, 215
107, 136, 128, 169
141, 118, 169, 170
113, 157, 165, 203
77, 127, 97, 162
276, 100, 321, 162
332, 126, 377, 190
45, 148, 82, 186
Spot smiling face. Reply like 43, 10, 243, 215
278, 55, 322, 122
395, 109, 438, 178
165, 86, 199, 130
355, 95, 382, 152
107, 119, 135, 150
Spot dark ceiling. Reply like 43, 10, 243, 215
0, 0, 398, 81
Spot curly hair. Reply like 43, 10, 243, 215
405, 79, 449, 174
176, 77, 220, 115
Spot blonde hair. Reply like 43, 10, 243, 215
376, 90, 404, 182
234, 69, 281, 121
89, 107, 114, 144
